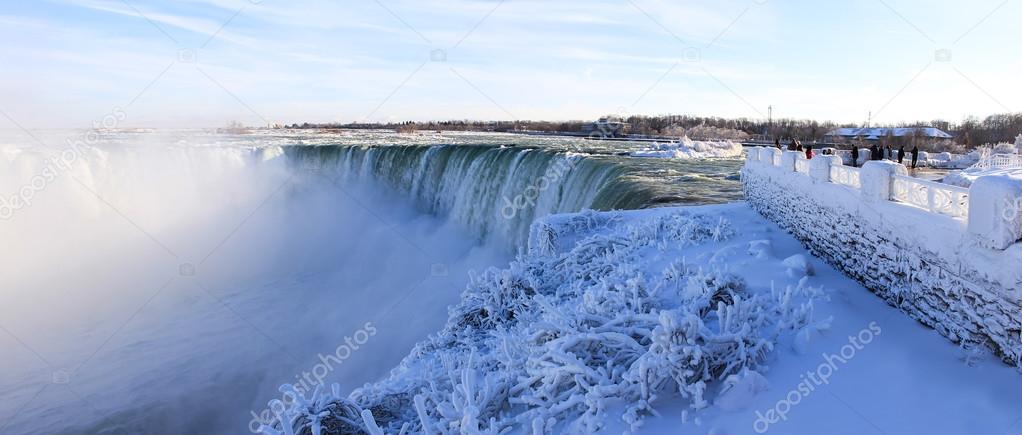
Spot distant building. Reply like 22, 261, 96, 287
582, 118, 629, 138
824, 127, 952, 142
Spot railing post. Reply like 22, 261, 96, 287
780, 151, 801, 172
854, 147, 870, 167
810, 155, 842, 183
968, 175, 1022, 250
762, 147, 781, 166
860, 161, 908, 203
745, 147, 761, 166
748, 148, 764, 164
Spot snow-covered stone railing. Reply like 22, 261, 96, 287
972, 153, 1022, 171
744, 146, 1022, 246
891, 174, 969, 219
829, 165, 862, 189
743, 146, 1022, 367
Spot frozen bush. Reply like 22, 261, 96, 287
261, 211, 820, 434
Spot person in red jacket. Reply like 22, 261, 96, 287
805, 144, 814, 159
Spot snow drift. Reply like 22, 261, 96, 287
630, 138, 744, 159
944, 166, 1022, 188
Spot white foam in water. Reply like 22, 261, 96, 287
0, 132, 510, 434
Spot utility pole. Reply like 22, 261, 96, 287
767, 105, 773, 138
866, 111, 872, 128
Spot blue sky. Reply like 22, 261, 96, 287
1, 0, 1019, 128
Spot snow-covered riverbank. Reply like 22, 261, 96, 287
260, 203, 1022, 435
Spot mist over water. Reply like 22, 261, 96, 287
0, 130, 742, 434
0, 135, 510, 434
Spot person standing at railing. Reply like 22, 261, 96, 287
911, 145, 919, 169
897, 146, 905, 164
851, 146, 859, 167
885, 144, 893, 160
805, 144, 814, 159
774, 138, 781, 149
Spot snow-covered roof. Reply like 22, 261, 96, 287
825, 127, 952, 139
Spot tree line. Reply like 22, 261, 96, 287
286, 112, 1022, 147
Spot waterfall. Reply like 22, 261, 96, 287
285, 145, 651, 248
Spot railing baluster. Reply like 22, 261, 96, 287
927, 186, 935, 212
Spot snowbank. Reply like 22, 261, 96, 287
630, 138, 743, 159
944, 166, 1022, 188
926, 151, 979, 169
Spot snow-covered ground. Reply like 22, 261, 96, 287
631, 138, 744, 159
940, 142, 1022, 186
261, 203, 1022, 435
944, 166, 1022, 187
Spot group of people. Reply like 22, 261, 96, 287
773, 138, 921, 169
774, 138, 815, 159
850, 143, 920, 169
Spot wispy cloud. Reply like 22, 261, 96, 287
57, 0, 259, 47
2, 0, 1019, 127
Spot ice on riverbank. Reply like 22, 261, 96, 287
630, 138, 743, 159
258, 203, 1022, 435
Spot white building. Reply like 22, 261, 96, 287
823, 127, 952, 142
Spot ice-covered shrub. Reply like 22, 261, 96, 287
259, 211, 820, 435
258, 384, 393, 435
993, 142, 1020, 155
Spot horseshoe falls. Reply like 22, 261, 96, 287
285, 144, 656, 249
0, 130, 742, 434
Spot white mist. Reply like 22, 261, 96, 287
0, 133, 508, 434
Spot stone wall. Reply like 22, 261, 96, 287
742, 149, 1022, 367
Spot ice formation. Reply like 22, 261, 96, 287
630, 138, 744, 159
